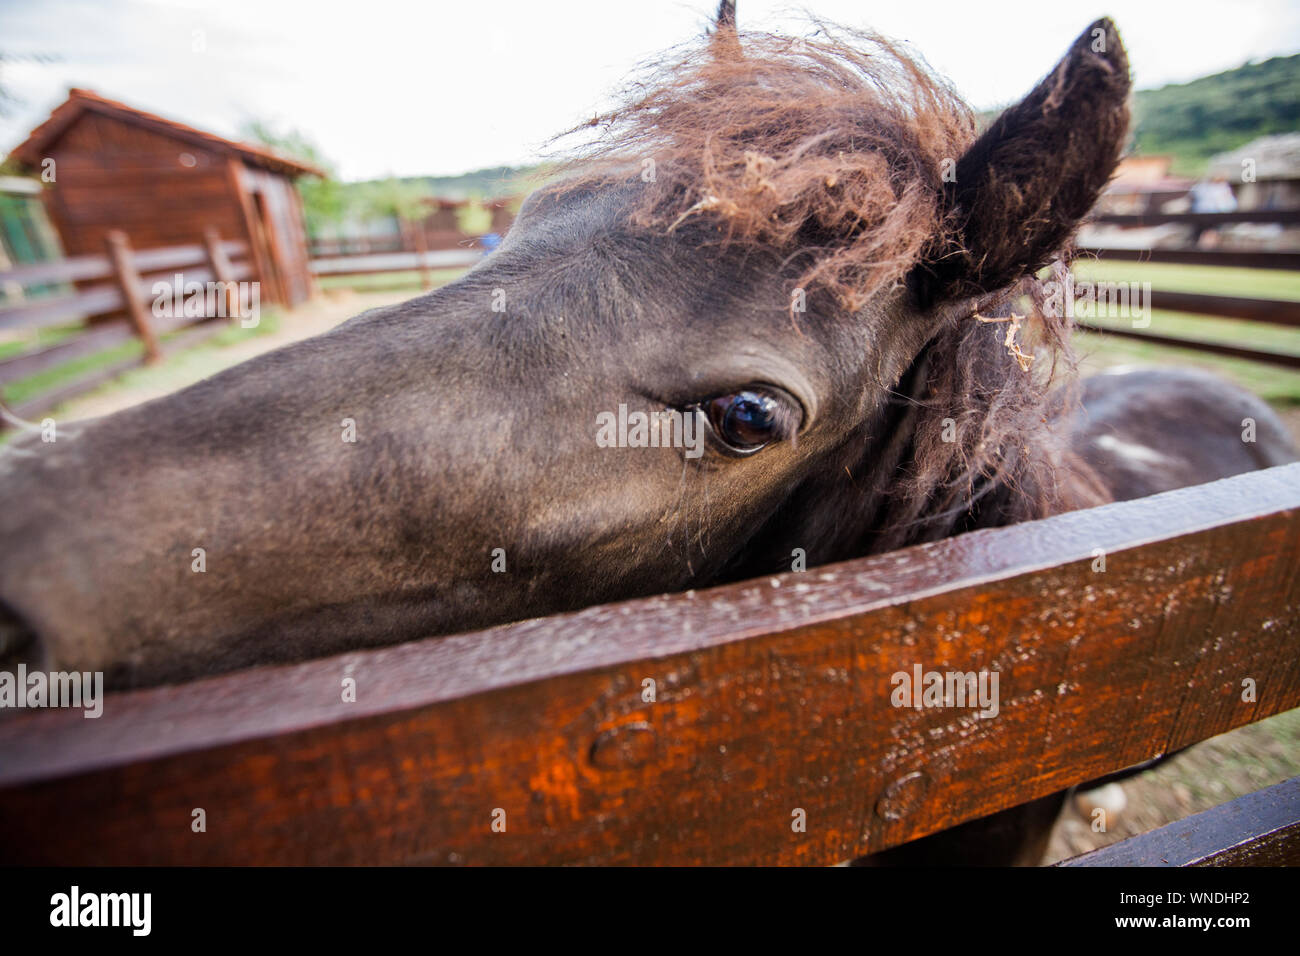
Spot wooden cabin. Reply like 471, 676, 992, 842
7, 88, 323, 305
414, 196, 471, 250
484, 195, 522, 236
1208, 134, 1300, 211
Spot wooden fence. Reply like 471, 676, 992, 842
0, 229, 252, 423
0, 462, 1296, 865
1079, 208, 1300, 369
309, 248, 483, 282
308, 233, 471, 258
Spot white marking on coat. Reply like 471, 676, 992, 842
1094, 434, 1175, 468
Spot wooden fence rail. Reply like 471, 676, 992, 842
0, 229, 252, 423
1142, 290, 1300, 327
309, 248, 483, 279
1076, 208, 1300, 367
0, 462, 1296, 865
1080, 247, 1300, 271
1073, 320, 1300, 369
309, 233, 477, 259
1059, 776, 1300, 867
1089, 210, 1300, 229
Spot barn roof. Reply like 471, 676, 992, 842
1207, 133, 1300, 182
7, 88, 326, 178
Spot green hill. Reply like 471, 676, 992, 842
977, 54, 1300, 176
352, 165, 545, 201
1132, 53, 1300, 175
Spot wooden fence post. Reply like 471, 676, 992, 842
203, 227, 240, 323
104, 230, 161, 363
410, 218, 431, 291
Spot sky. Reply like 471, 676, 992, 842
1, 0, 1298, 182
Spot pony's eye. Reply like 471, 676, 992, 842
706, 390, 791, 453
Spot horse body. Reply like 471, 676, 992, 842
1074, 367, 1296, 499
1, 4, 1295, 863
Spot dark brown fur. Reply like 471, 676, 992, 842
1, 7, 1294, 867
549, 21, 1118, 553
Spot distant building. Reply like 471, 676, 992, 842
418, 197, 472, 250
0, 176, 66, 305
6, 88, 324, 305
0, 176, 63, 269
1093, 156, 1194, 215
483, 196, 522, 237
1206, 134, 1300, 210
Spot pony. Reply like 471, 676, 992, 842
1, 2, 1294, 863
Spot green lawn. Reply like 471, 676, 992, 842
2, 267, 473, 417
0, 325, 80, 360
315, 268, 467, 294
1, 311, 282, 408
1081, 307, 1300, 354
1075, 330, 1300, 405
1067, 261, 1300, 404
1071, 260, 1300, 301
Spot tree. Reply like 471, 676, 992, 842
358, 176, 434, 227
238, 120, 344, 237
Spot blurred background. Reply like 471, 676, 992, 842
0, 0, 1297, 863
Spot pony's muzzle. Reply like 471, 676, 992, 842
0, 596, 45, 675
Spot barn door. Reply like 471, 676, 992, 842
250, 191, 286, 304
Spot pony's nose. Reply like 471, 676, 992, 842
0, 596, 44, 674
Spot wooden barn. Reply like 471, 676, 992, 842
483, 195, 522, 236
7, 88, 323, 305
415, 196, 472, 250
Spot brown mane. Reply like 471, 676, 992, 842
555, 23, 976, 312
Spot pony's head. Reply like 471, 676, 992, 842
0, 5, 1129, 686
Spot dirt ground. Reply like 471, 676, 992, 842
1043, 708, 1300, 864
40, 287, 1300, 864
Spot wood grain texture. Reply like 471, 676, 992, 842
1058, 777, 1300, 866
0, 464, 1297, 865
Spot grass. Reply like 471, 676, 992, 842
0, 325, 81, 360
1, 310, 283, 408
1, 267, 477, 421
1068, 261, 1300, 405
1075, 330, 1300, 405
1071, 260, 1300, 301
1082, 308, 1300, 354
316, 268, 468, 294
2, 339, 145, 406
72, 312, 285, 403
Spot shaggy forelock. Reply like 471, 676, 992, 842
552, 23, 978, 312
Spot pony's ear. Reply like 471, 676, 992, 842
912, 18, 1131, 307
713, 0, 736, 30
709, 0, 740, 58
